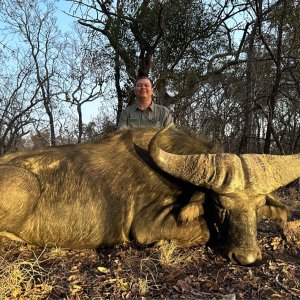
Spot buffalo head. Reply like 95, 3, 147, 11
149, 125, 300, 265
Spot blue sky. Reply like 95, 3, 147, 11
56, 1, 76, 32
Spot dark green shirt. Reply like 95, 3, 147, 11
118, 101, 173, 129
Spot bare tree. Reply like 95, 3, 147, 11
248, 0, 299, 154
60, 25, 107, 143
1, 0, 64, 146
0, 18, 47, 155
216, 0, 300, 154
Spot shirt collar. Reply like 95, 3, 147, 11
135, 101, 154, 111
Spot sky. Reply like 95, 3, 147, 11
56, 1, 75, 30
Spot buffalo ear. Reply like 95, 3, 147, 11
178, 191, 205, 223
257, 193, 289, 226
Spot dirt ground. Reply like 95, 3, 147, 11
0, 188, 299, 300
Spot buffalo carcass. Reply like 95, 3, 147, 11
0, 126, 299, 265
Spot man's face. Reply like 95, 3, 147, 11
134, 78, 153, 101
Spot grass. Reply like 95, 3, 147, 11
0, 247, 53, 299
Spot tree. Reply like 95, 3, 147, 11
247, 0, 300, 154
0, 0, 298, 156
69, 0, 247, 124
0, 40, 42, 154
60, 24, 106, 143
1, 0, 64, 146
214, 0, 300, 154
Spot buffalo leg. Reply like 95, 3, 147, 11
131, 208, 210, 247
0, 165, 40, 234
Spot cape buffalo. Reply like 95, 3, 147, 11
0, 125, 299, 265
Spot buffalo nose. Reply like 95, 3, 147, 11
228, 247, 262, 265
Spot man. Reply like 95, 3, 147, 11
117, 76, 200, 223
118, 76, 173, 129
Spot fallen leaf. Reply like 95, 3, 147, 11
97, 266, 110, 274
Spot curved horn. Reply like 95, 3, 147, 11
241, 154, 300, 193
149, 125, 245, 193
149, 126, 300, 194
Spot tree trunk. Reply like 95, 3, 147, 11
115, 51, 124, 125
262, 0, 287, 154
239, 24, 257, 154
77, 104, 83, 143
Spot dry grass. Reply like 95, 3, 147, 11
0, 246, 53, 299
0, 188, 299, 299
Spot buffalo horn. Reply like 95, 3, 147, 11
149, 125, 300, 194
